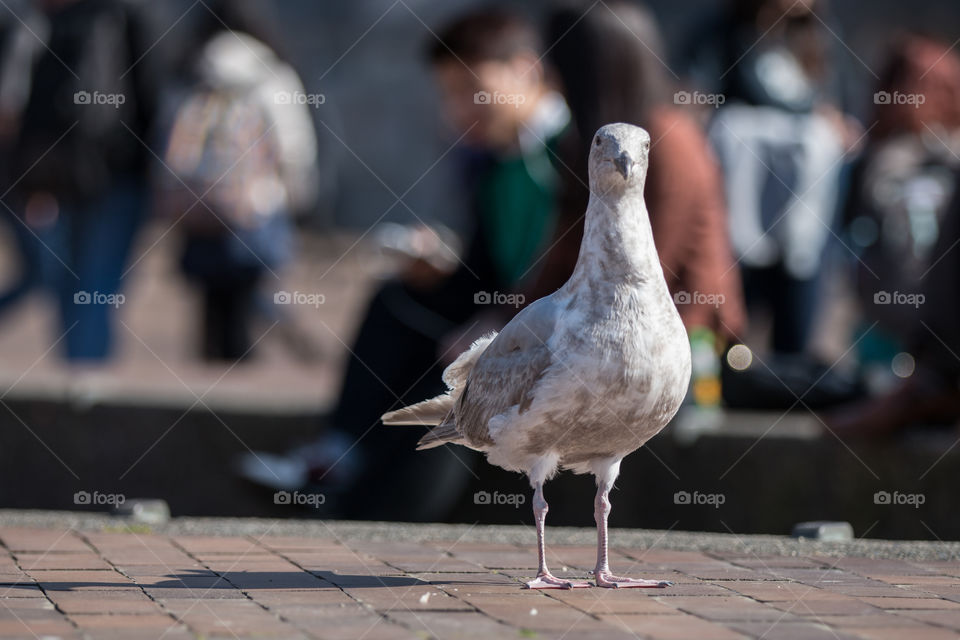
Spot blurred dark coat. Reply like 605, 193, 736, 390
13, 0, 163, 205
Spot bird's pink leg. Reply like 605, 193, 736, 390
525, 482, 589, 589
593, 482, 672, 588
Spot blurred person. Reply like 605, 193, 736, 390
842, 35, 960, 391
825, 36, 960, 437
545, 2, 746, 426
11, 0, 166, 361
703, 0, 857, 356
0, 2, 48, 316
237, 9, 572, 520
152, 0, 318, 362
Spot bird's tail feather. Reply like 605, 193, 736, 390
416, 422, 463, 450
381, 395, 453, 426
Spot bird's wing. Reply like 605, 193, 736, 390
381, 333, 498, 428
456, 294, 561, 447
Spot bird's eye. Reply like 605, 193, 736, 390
594, 136, 601, 147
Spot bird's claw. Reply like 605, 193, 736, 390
524, 573, 591, 589
595, 573, 673, 588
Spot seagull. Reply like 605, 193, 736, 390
382, 123, 691, 589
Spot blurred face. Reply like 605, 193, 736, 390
433, 54, 544, 151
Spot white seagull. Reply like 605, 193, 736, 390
382, 123, 691, 589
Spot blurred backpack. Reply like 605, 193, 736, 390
14, 0, 156, 204
154, 82, 284, 233
849, 133, 960, 314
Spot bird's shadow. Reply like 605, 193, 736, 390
1, 569, 497, 591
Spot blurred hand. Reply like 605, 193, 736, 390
401, 256, 449, 289
818, 105, 865, 156
386, 224, 461, 289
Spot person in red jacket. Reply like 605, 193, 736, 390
543, 2, 746, 419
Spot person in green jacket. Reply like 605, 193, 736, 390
237, 8, 571, 521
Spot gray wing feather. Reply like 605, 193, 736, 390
456, 295, 560, 447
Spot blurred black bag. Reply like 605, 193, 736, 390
13, 0, 156, 204
721, 351, 865, 410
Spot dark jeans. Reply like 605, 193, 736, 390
42, 181, 146, 361
200, 276, 260, 361
742, 263, 821, 354
181, 215, 291, 362
332, 279, 481, 521
0, 202, 46, 317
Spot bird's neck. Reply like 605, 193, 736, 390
562, 185, 663, 293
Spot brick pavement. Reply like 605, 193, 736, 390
0, 523, 959, 639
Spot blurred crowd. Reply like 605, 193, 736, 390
2, 0, 960, 520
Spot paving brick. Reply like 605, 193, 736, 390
866, 574, 959, 587
546, 587, 685, 614
599, 612, 748, 639
722, 580, 815, 601
173, 535, 265, 554
245, 588, 357, 607
25, 569, 137, 590
718, 554, 821, 569
387, 610, 550, 639
0, 528, 90, 553
768, 595, 883, 617
859, 596, 960, 610
14, 552, 111, 570
69, 613, 181, 630
844, 626, 960, 640
812, 613, 930, 627
650, 581, 740, 597
416, 571, 520, 586
118, 564, 210, 576
282, 552, 398, 575
144, 586, 249, 600
257, 535, 342, 551
46, 589, 160, 615
460, 591, 602, 631
0, 585, 45, 598
658, 594, 804, 623
724, 620, 863, 639
673, 563, 768, 581
345, 585, 474, 612
216, 569, 331, 589
0, 618, 79, 637
446, 544, 538, 569
898, 609, 960, 630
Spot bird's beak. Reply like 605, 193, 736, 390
613, 152, 633, 180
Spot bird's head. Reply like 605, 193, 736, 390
588, 123, 651, 194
